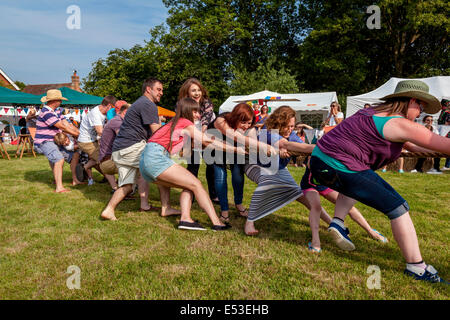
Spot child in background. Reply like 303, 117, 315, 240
54, 132, 94, 185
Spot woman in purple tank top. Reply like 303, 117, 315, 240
309, 80, 449, 284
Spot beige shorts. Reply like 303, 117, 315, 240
112, 140, 146, 187
78, 141, 100, 162
100, 159, 118, 175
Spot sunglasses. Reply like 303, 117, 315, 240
417, 100, 424, 113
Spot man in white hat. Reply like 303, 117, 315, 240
34, 89, 82, 193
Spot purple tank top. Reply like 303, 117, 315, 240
317, 108, 404, 171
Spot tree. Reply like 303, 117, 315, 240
228, 57, 299, 95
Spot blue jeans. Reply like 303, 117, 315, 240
214, 164, 245, 211
309, 156, 409, 220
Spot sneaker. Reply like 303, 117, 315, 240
381, 168, 387, 173
211, 222, 232, 231
88, 178, 95, 186
328, 222, 355, 251
178, 220, 206, 231
441, 167, 450, 171
410, 169, 418, 173
426, 169, 443, 175
398, 169, 404, 173
404, 264, 448, 284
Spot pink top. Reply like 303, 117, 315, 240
149, 118, 194, 155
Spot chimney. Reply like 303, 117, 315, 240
71, 70, 81, 92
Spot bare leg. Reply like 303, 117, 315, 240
104, 173, 118, 190
296, 194, 331, 223
391, 213, 422, 263
179, 189, 194, 222
101, 184, 133, 220
333, 193, 357, 222
52, 159, 69, 193
323, 191, 386, 241
305, 191, 322, 249
156, 164, 224, 226
70, 152, 85, 185
137, 175, 152, 210
157, 184, 181, 216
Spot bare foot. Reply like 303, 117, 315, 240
370, 229, 388, 243
244, 220, 259, 236
72, 180, 86, 186
235, 204, 248, 217
54, 188, 71, 193
161, 207, 181, 217
101, 208, 117, 221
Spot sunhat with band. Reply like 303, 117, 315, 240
40, 89, 68, 103
380, 80, 441, 114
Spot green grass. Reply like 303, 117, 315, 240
0, 147, 449, 299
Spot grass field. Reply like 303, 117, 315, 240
0, 148, 449, 300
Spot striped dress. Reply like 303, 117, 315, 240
245, 129, 303, 222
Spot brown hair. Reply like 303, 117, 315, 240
101, 95, 117, 106
119, 103, 130, 114
178, 78, 209, 105
142, 78, 163, 95
372, 98, 410, 116
53, 132, 68, 146
167, 97, 200, 153
265, 105, 296, 136
223, 103, 255, 129
261, 105, 269, 114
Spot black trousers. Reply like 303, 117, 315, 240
414, 157, 440, 172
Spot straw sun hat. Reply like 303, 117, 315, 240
40, 89, 68, 103
380, 80, 441, 114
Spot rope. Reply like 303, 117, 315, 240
287, 151, 449, 158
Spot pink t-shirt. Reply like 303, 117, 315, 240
149, 118, 194, 154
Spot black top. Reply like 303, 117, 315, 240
112, 96, 159, 152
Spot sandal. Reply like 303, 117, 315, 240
219, 213, 230, 223
372, 229, 388, 243
308, 242, 322, 253
235, 206, 248, 218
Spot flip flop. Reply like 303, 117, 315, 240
54, 189, 71, 193
219, 214, 230, 223
372, 229, 388, 243
236, 207, 248, 218
308, 242, 322, 253
139, 205, 160, 212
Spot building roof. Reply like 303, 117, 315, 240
0, 68, 20, 90
22, 83, 72, 95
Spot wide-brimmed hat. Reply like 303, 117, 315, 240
40, 89, 68, 103
380, 80, 441, 114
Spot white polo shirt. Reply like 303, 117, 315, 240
78, 106, 106, 143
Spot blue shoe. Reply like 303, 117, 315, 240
381, 168, 387, 173
404, 265, 448, 284
328, 222, 355, 251
398, 169, 404, 173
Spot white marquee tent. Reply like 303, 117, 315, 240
346, 76, 450, 119
218, 90, 338, 127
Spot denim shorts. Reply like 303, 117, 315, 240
35, 140, 73, 164
309, 156, 409, 220
139, 142, 175, 182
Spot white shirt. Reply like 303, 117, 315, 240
327, 111, 344, 126
78, 106, 106, 143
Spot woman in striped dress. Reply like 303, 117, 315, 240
244, 106, 317, 236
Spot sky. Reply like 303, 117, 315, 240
0, 0, 168, 86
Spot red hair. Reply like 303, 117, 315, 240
223, 103, 256, 129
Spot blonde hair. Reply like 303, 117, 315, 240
54, 132, 68, 146
372, 98, 410, 116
